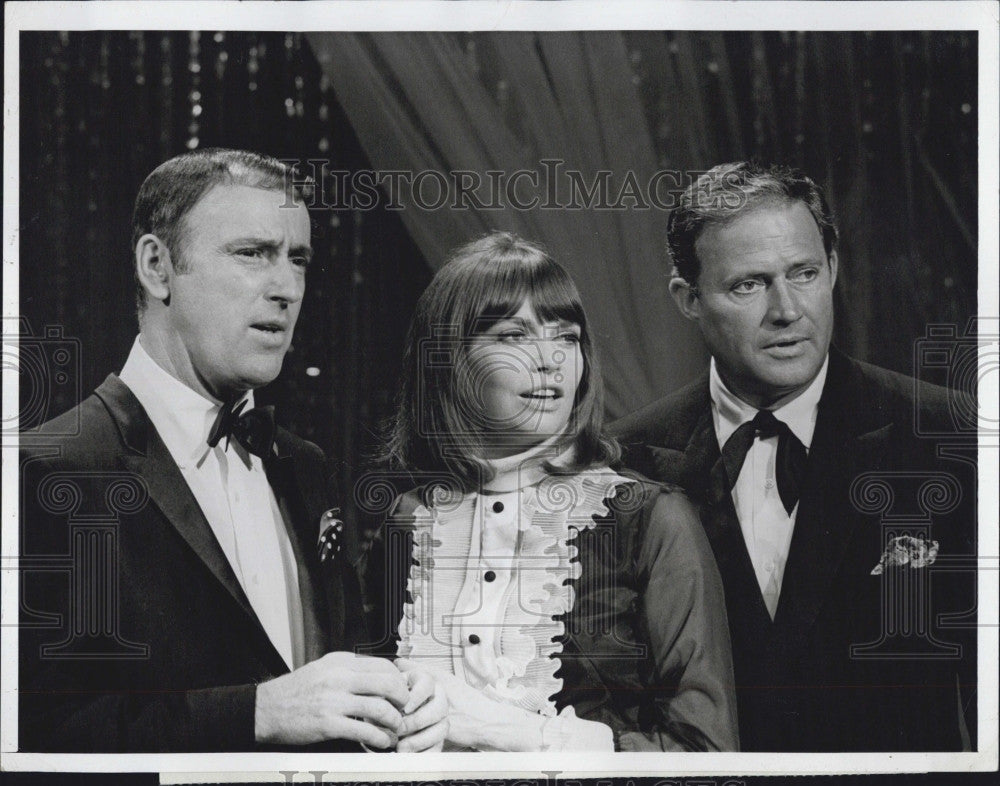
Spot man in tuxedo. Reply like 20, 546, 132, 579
18, 149, 446, 752
613, 162, 976, 751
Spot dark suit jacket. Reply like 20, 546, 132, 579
612, 349, 977, 751
18, 375, 365, 751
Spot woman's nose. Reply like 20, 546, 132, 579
532, 338, 564, 372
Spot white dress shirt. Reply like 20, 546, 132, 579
709, 356, 828, 619
119, 336, 305, 669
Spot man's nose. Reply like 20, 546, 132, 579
766, 279, 802, 324
268, 254, 305, 306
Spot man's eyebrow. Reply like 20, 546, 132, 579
722, 270, 766, 284
223, 238, 313, 260
788, 257, 824, 267
290, 244, 313, 261
224, 236, 281, 250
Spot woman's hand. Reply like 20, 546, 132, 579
395, 668, 449, 752
395, 658, 546, 751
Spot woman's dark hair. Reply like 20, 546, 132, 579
383, 231, 619, 490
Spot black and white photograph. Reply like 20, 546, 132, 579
2, 0, 997, 781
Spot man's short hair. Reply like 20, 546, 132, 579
666, 161, 839, 285
131, 148, 308, 313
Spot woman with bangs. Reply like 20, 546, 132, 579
363, 231, 737, 752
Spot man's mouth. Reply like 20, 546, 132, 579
765, 337, 808, 349
251, 321, 287, 334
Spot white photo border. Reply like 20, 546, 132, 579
3, 0, 997, 778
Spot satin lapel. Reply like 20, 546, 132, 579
775, 356, 893, 630
118, 436, 261, 622
268, 440, 330, 663
97, 375, 286, 673
678, 404, 774, 625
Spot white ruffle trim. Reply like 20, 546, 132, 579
397, 468, 635, 716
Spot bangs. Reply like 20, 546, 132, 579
385, 229, 619, 485
463, 254, 585, 335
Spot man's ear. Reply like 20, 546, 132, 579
668, 276, 700, 323
135, 234, 173, 304
827, 250, 839, 288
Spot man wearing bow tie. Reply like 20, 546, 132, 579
19, 149, 446, 752
613, 162, 976, 751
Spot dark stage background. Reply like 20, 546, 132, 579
19, 30, 977, 522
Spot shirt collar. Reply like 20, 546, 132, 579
709, 354, 829, 451
118, 336, 254, 468
482, 433, 577, 493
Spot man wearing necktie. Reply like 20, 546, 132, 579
613, 162, 976, 751
19, 149, 446, 752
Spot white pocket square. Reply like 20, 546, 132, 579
871, 535, 939, 575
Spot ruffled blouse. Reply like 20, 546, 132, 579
396, 460, 633, 723
364, 441, 739, 752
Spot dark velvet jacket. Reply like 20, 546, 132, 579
612, 348, 978, 751
360, 474, 739, 751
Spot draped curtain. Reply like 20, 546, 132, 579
308, 32, 709, 418
18, 32, 431, 526
19, 31, 977, 512
306, 31, 977, 417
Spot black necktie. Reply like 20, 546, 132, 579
207, 398, 276, 461
720, 409, 807, 515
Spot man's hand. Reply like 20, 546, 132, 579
395, 668, 448, 752
254, 651, 410, 748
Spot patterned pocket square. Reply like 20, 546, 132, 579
871, 535, 939, 575
318, 508, 345, 563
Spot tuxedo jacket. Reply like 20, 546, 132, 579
612, 349, 977, 751
18, 375, 365, 751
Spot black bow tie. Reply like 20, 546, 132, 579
720, 409, 808, 515
207, 398, 276, 461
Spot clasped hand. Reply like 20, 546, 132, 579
254, 651, 447, 751
395, 657, 545, 751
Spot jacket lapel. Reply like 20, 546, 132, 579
268, 439, 331, 664
96, 374, 288, 672
658, 386, 774, 628
774, 350, 893, 630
